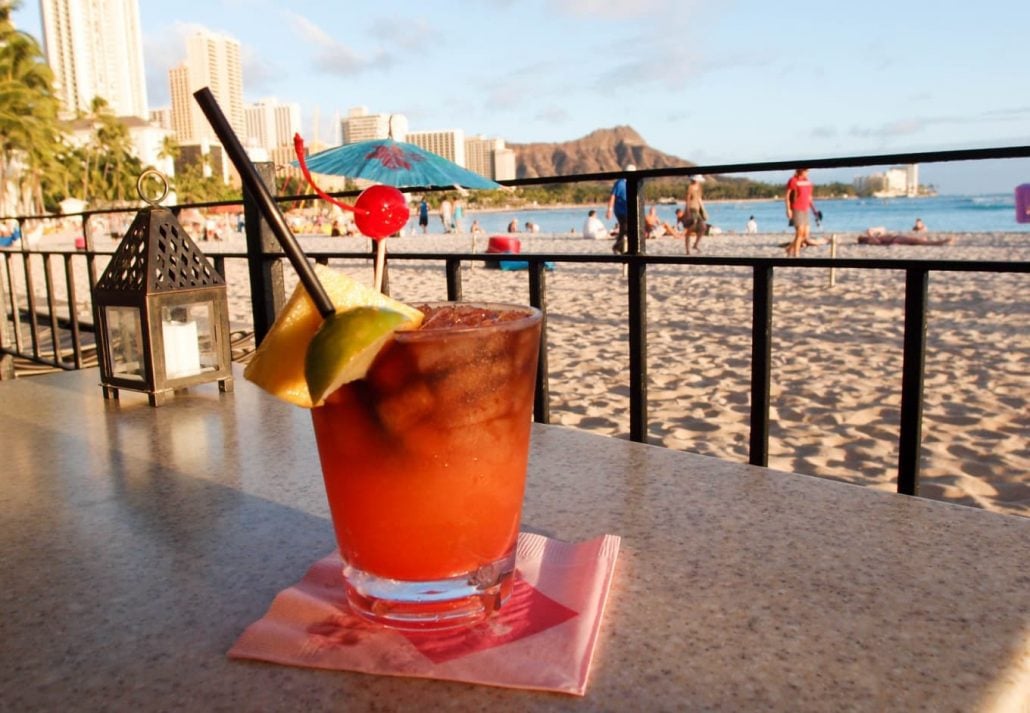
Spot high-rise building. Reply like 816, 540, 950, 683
463, 136, 497, 178
167, 65, 191, 139
149, 108, 173, 131
854, 164, 921, 198
492, 147, 516, 182
245, 99, 301, 153
40, 0, 148, 119
407, 129, 465, 167
464, 135, 515, 181
169, 30, 244, 145
341, 107, 407, 144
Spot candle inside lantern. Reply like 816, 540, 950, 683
162, 308, 202, 378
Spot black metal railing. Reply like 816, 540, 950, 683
2, 144, 1028, 500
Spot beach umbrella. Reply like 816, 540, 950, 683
294, 137, 502, 191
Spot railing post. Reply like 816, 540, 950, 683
0, 256, 14, 379
897, 268, 928, 496
626, 174, 648, 442
828, 234, 838, 287
749, 265, 773, 466
529, 260, 550, 424
213, 256, 226, 280
445, 258, 462, 301
243, 162, 285, 344
63, 254, 84, 369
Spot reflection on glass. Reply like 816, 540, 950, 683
104, 306, 144, 382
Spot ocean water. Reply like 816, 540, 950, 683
421, 194, 1029, 237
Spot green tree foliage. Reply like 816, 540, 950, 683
172, 161, 241, 204
0, 0, 62, 214
462, 175, 866, 209
70, 97, 145, 205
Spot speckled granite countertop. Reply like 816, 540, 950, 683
1, 366, 1027, 711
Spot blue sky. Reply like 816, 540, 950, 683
13, 0, 1030, 194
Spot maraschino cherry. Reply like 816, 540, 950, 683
354, 185, 409, 239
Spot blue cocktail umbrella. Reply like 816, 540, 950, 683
293, 136, 502, 191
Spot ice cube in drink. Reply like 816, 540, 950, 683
310, 302, 542, 629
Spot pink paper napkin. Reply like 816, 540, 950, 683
229, 532, 620, 695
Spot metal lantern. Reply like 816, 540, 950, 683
92, 170, 233, 406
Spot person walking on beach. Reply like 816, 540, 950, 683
606, 164, 635, 254
683, 176, 706, 254
469, 219, 484, 253
418, 198, 429, 234
452, 198, 465, 233
440, 197, 453, 233
785, 168, 818, 257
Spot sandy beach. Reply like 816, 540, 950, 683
6, 228, 1029, 518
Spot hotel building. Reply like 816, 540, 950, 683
406, 129, 466, 167
168, 30, 244, 145
465, 135, 516, 181
168, 30, 244, 182
855, 164, 921, 198
341, 107, 408, 144
245, 99, 302, 153
40, 0, 148, 119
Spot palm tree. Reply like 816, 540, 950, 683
157, 134, 179, 172
74, 96, 143, 206
0, 1, 62, 215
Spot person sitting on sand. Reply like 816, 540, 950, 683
582, 209, 609, 240
912, 217, 927, 232
525, 221, 540, 233
858, 226, 954, 246
507, 218, 519, 233
644, 206, 682, 239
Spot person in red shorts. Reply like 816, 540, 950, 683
785, 168, 819, 257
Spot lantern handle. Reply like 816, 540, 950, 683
137, 169, 170, 207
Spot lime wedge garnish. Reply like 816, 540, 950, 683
304, 306, 409, 406
243, 265, 423, 408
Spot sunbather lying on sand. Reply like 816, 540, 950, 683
857, 226, 955, 246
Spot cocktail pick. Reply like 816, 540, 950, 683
193, 88, 335, 318
293, 134, 409, 293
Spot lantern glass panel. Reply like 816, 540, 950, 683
161, 302, 218, 379
104, 306, 145, 382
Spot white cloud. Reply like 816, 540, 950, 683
285, 10, 395, 76
368, 15, 436, 52
552, 0, 700, 21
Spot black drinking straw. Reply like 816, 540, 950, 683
193, 87, 335, 319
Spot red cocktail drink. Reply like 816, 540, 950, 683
311, 303, 542, 629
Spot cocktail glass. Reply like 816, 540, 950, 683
311, 302, 543, 630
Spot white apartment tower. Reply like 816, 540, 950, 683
464, 135, 515, 181
406, 129, 466, 167
169, 30, 245, 144
40, 0, 148, 119
245, 99, 302, 152
464, 136, 498, 178
341, 107, 408, 144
